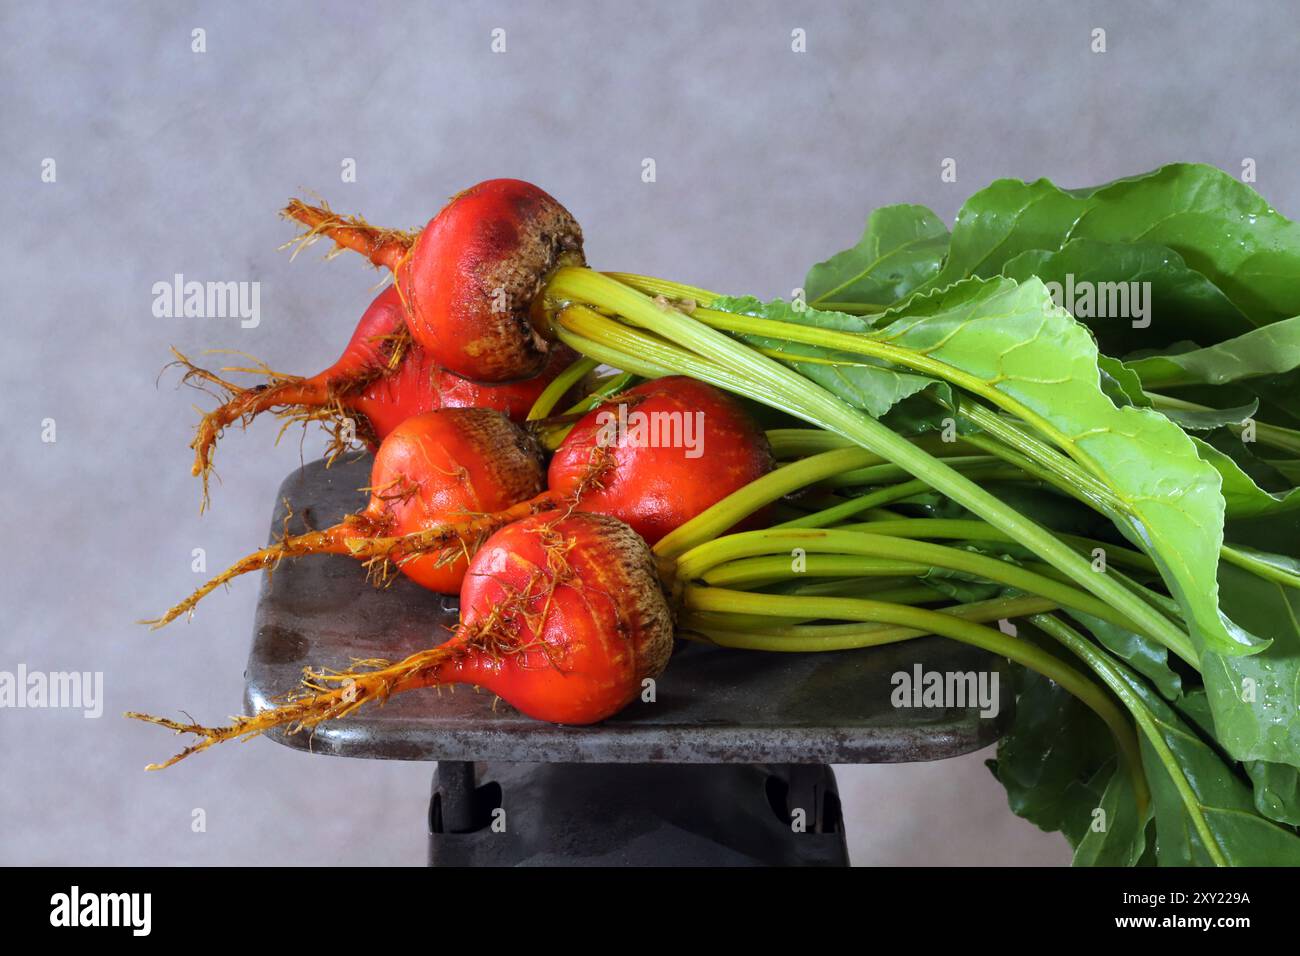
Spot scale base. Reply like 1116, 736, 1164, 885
428, 761, 849, 866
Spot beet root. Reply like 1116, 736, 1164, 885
180, 286, 576, 507
284, 180, 585, 383
129, 512, 673, 768
147, 408, 545, 628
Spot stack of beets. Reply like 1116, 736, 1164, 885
135, 179, 773, 767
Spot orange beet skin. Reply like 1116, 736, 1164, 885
396, 179, 585, 382
447, 512, 674, 723
547, 376, 774, 544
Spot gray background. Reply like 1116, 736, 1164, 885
2, 0, 1295, 866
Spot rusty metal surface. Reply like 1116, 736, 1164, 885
245, 456, 1011, 764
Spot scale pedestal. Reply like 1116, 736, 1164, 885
244, 457, 1010, 865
